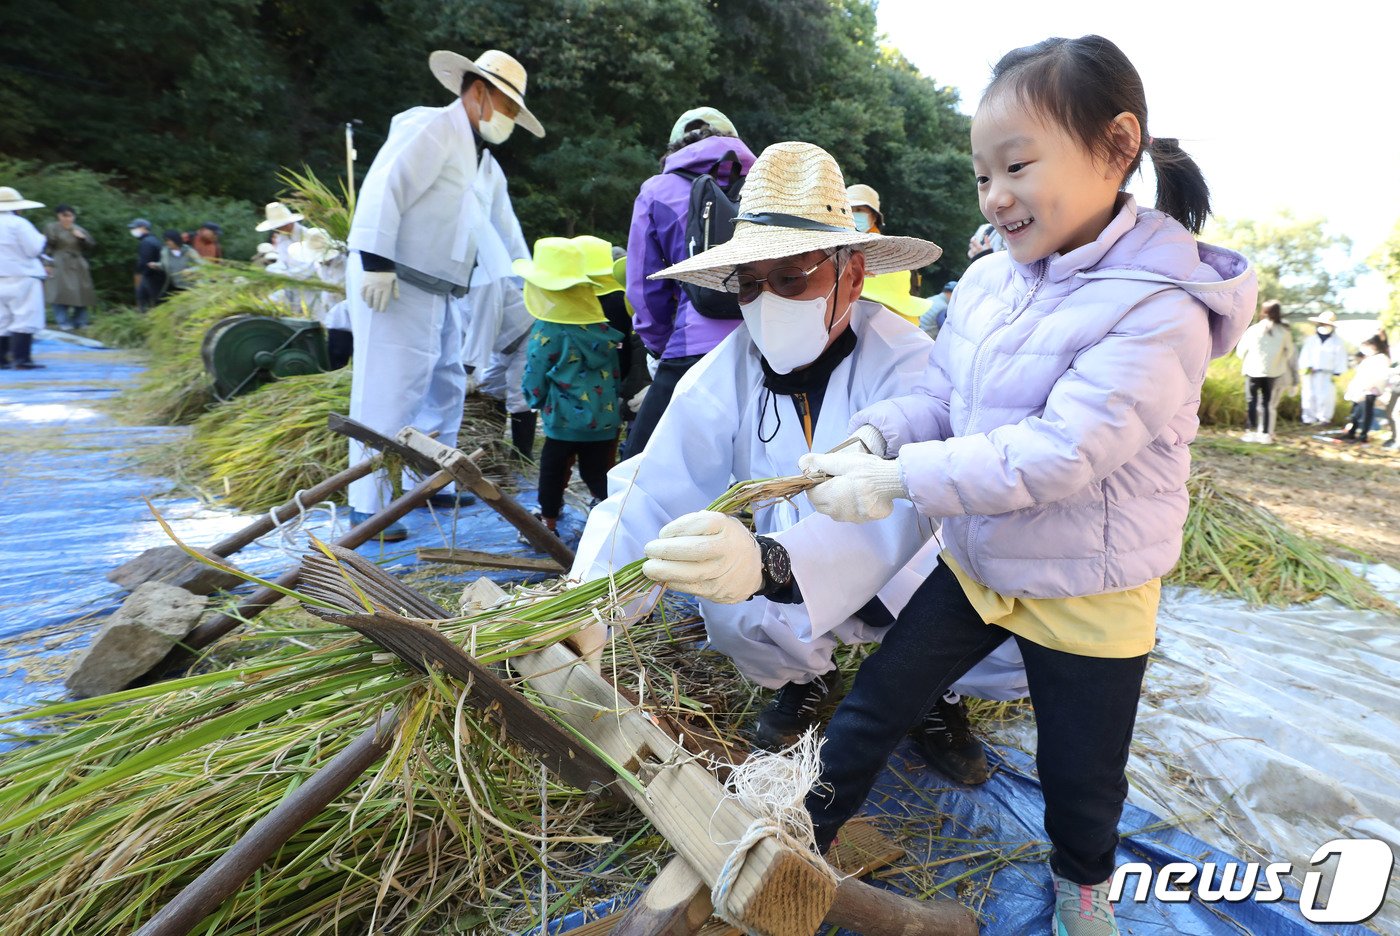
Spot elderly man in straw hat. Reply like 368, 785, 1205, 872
255, 202, 306, 269
343, 49, 543, 539
1297, 309, 1348, 425
0, 186, 50, 370
568, 143, 1026, 781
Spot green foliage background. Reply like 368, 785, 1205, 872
0, 0, 985, 301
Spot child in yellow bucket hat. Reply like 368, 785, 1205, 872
516, 237, 625, 532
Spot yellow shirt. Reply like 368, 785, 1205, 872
943, 554, 1160, 659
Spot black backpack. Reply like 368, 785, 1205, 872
671, 151, 746, 319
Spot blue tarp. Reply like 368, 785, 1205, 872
0, 337, 1383, 934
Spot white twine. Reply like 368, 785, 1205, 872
255, 489, 344, 559
707, 728, 839, 931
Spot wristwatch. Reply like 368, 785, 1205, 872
755, 536, 792, 595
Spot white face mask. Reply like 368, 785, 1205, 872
478, 110, 515, 145
740, 279, 848, 375
129, 229, 143, 239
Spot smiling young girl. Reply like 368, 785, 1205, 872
798, 35, 1258, 934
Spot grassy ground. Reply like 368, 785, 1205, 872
1193, 421, 1400, 567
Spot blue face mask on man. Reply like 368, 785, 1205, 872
853, 211, 874, 234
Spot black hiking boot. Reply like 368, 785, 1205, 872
911, 695, 990, 785
751, 673, 837, 752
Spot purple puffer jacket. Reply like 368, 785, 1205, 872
856, 198, 1258, 598
626, 135, 757, 359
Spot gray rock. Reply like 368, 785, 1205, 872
66, 581, 208, 697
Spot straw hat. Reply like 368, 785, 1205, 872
428, 49, 545, 139
1307, 310, 1339, 326
0, 187, 45, 212
861, 271, 933, 320
651, 142, 941, 291
571, 235, 623, 295
289, 227, 340, 265
512, 237, 594, 291
256, 202, 304, 232
845, 183, 884, 227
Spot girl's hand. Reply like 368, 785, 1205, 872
798, 451, 908, 523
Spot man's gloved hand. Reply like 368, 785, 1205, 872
361, 270, 399, 313
627, 384, 649, 414
642, 511, 762, 604
798, 450, 909, 523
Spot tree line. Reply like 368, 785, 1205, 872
1, 0, 984, 293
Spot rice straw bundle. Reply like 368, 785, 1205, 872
0, 476, 817, 935
1171, 471, 1392, 610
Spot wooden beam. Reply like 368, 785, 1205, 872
510, 643, 837, 936
415, 547, 564, 574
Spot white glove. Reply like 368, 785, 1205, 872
844, 423, 889, 458
627, 384, 650, 414
361, 270, 399, 313
798, 450, 909, 523
641, 511, 762, 604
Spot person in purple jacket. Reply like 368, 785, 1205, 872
622, 107, 757, 458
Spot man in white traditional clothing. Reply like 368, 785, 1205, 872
0, 186, 49, 370
345, 48, 544, 539
1297, 310, 1349, 425
567, 143, 1027, 784
255, 202, 306, 269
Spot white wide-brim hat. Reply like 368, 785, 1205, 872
256, 201, 305, 232
1307, 310, 1338, 325
0, 186, 44, 212
651, 142, 940, 291
428, 49, 545, 139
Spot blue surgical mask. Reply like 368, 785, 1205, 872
853, 212, 873, 233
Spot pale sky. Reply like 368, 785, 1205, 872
877, 1, 1397, 312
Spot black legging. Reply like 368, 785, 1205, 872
807, 562, 1149, 885
537, 436, 617, 519
1246, 375, 1277, 433
1347, 395, 1378, 441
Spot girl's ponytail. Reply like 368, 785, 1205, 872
1147, 137, 1211, 234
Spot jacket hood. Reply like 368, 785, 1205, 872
1016, 196, 1258, 360
662, 135, 757, 176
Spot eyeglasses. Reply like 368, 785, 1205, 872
728, 253, 835, 305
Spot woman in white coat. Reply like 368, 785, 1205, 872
0, 187, 49, 370
571, 143, 1027, 783
1234, 299, 1295, 443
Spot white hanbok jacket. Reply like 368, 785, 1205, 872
1298, 333, 1348, 377
572, 299, 1028, 698
460, 151, 532, 373
348, 104, 480, 287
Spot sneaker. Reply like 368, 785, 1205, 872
426, 491, 477, 510
1052, 873, 1119, 936
1256, 432, 1272, 444
517, 511, 561, 546
912, 695, 990, 785
1241, 431, 1259, 443
751, 674, 837, 751
349, 510, 408, 542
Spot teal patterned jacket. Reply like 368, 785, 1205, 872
522, 320, 624, 442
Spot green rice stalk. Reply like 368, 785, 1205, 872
85, 308, 152, 349
276, 165, 354, 246
1172, 471, 1393, 610
0, 476, 814, 935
